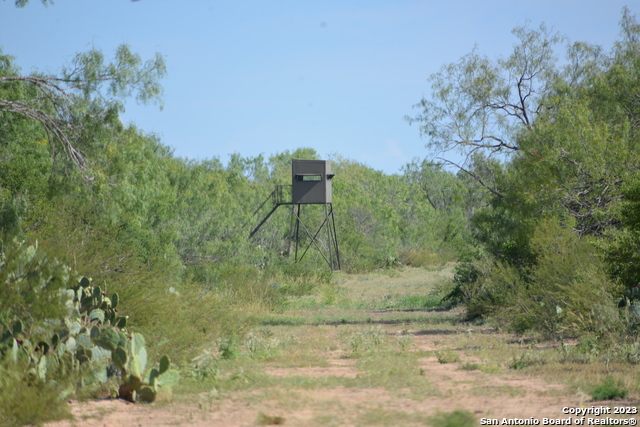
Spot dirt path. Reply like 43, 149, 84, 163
46, 324, 581, 426
45, 267, 634, 426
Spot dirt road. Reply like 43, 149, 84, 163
46, 267, 636, 426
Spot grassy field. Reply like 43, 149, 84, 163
48, 265, 640, 426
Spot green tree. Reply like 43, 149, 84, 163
431, 9, 640, 336
0, 45, 165, 171
407, 23, 563, 159
604, 174, 640, 289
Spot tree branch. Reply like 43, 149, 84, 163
436, 157, 504, 198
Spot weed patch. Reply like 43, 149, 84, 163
428, 409, 477, 427
459, 362, 481, 371
349, 326, 386, 356
355, 352, 440, 398
356, 406, 432, 426
0, 360, 74, 427
436, 350, 461, 364
256, 412, 286, 425
219, 336, 241, 360
590, 375, 628, 400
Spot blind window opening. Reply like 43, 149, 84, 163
296, 175, 322, 182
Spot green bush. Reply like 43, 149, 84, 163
0, 240, 81, 423
0, 240, 70, 330
448, 256, 498, 320
511, 219, 620, 337
590, 376, 628, 401
0, 358, 75, 427
459, 218, 621, 338
443, 256, 481, 307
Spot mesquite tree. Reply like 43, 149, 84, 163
0, 45, 165, 173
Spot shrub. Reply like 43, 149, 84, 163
0, 240, 70, 331
516, 219, 620, 337
460, 218, 621, 338
590, 376, 628, 401
0, 358, 75, 427
0, 240, 80, 423
400, 247, 440, 267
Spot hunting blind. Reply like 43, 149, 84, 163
292, 159, 334, 204
250, 159, 340, 270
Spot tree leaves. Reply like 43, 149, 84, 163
0, 44, 165, 172
408, 23, 564, 159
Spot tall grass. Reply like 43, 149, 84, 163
0, 358, 75, 426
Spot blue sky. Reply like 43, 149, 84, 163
0, 0, 636, 174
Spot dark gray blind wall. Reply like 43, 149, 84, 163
291, 159, 333, 204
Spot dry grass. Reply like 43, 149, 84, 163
334, 264, 455, 303
51, 266, 640, 426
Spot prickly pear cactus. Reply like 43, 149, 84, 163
1, 268, 179, 404
620, 285, 640, 321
